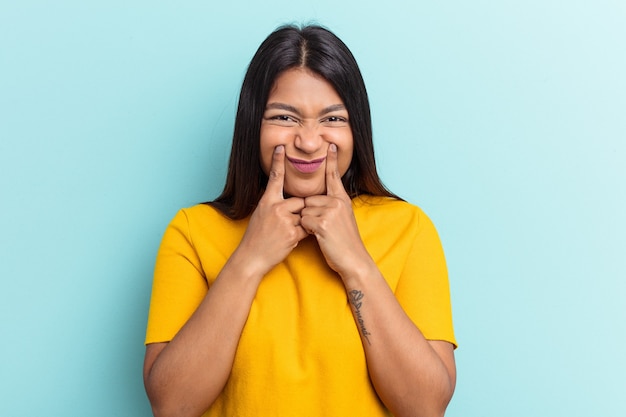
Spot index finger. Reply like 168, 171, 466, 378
325, 143, 345, 196
265, 145, 285, 199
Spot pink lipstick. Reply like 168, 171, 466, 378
287, 156, 326, 174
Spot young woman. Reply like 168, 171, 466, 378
144, 24, 457, 417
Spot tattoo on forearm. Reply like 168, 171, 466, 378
349, 289, 372, 345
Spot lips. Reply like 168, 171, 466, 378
287, 156, 326, 174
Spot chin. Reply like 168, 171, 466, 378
284, 184, 326, 198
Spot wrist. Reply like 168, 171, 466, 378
223, 248, 267, 285
339, 256, 380, 290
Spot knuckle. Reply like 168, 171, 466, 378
256, 198, 269, 209
269, 168, 282, 180
317, 218, 329, 232
285, 227, 299, 243
270, 204, 283, 216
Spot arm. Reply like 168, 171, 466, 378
144, 255, 266, 417
343, 267, 456, 417
144, 146, 307, 417
301, 144, 456, 417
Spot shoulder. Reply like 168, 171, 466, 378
352, 195, 441, 245
176, 203, 244, 226
165, 203, 247, 240
171, 203, 248, 247
352, 195, 431, 225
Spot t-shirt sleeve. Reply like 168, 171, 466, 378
145, 209, 208, 344
394, 209, 457, 348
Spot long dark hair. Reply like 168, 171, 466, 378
210, 24, 399, 219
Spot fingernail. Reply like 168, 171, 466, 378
275, 145, 284, 154
330, 143, 337, 152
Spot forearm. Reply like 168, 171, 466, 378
145, 253, 264, 417
342, 263, 456, 417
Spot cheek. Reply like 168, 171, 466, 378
338, 152, 353, 176
337, 136, 354, 176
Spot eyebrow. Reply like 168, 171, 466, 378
265, 102, 347, 117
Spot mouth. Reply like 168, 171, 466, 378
287, 156, 326, 174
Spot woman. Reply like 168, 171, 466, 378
144, 24, 457, 417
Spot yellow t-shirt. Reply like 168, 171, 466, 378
146, 195, 456, 416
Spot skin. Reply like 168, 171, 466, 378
144, 68, 456, 417
260, 68, 353, 198
302, 144, 457, 417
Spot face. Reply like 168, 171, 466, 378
260, 68, 354, 197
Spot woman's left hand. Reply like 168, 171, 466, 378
300, 143, 374, 278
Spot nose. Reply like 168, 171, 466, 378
294, 122, 323, 154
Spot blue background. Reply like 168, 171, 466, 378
1, 1, 624, 416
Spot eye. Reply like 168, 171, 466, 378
321, 115, 349, 126
264, 114, 299, 126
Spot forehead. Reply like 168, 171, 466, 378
267, 68, 344, 105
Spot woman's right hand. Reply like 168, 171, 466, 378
233, 145, 308, 277
144, 146, 306, 417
